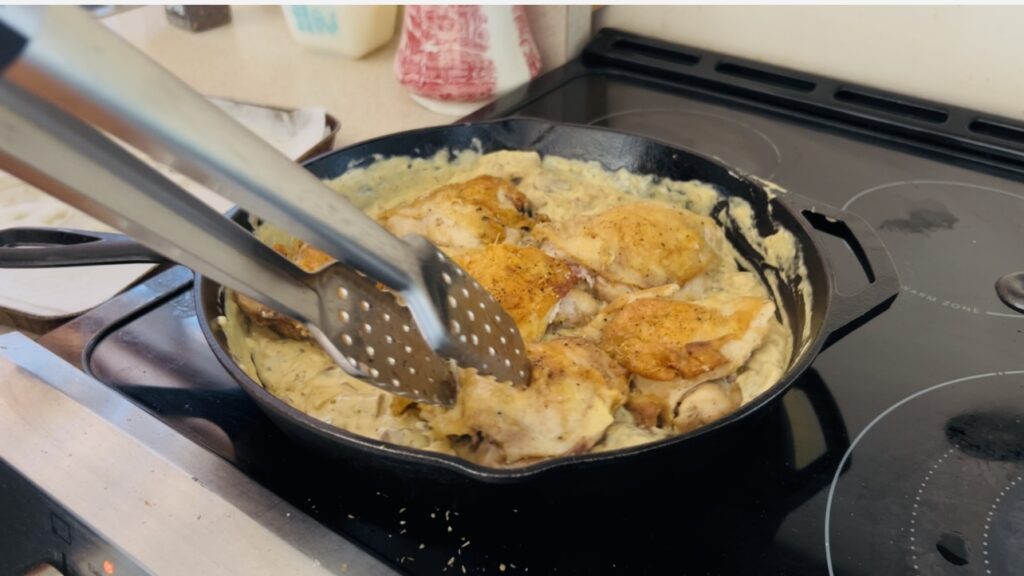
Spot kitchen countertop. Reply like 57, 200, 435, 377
103, 5, 455, 148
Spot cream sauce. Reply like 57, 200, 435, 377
221, 149, 809, 466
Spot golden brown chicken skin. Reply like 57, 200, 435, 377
238, 177, 539, 336
379, 175, 536, 249
533, 201, 720, 291
233, 241, 334, 338
426, 337, 629, 465
286, 242, 334, 272
599, 294, 775, 382
453, 244, 578, 342
260, 177, 536, 268
597, 294, 774, 430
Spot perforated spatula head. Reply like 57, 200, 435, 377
305, 235, 530, 407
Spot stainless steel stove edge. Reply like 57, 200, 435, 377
0, 332, 396, 576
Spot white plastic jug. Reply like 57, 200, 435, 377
281, 5, 398, 59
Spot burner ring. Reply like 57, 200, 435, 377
842, 180, 1024, 213
825, 370, 1024, 576
843, 180, 1024, 320
985, 474, 1024, 575
587, 108, 783, 178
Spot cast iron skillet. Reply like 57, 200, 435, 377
0, 119, 898, 483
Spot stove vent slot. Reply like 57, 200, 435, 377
715, 61, 816, 93
611, 39, 700, 66
968, 118, 1024, 145
834, 88, 948, 124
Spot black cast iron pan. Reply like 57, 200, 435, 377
0, 119, 898, 484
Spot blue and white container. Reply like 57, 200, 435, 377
281, 6, 398, 59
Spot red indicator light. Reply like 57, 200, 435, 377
102, 560, 115, 575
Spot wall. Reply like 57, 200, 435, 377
595, 6, 1024, 120
526, 5, 593, 73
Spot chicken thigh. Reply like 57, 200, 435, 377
597, 293, 774, 430
453, 244, 578, 342
380, 175, 536, 250
599, 294, 775, 382
534, 202, 721, 294
427, 338, 629, 464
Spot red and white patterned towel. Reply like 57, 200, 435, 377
395, 6, 541, 104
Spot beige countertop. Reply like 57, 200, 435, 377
104, 5, 455, 148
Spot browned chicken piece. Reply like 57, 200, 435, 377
233, 292, 310, 340
533, 201, 721, 291
673, 382, 742, 434
283, 241, 333, 273
231, 240, 335, 339
626, 378, 743, 432
427, 338, 629, 464
379, 175, 537, 249
575, 284, 680, 345
453, 244, 578, 342
625, 379, 700, 429
599, 293, 773, 430
599, 294, 775, 382
242, 177, 537, 337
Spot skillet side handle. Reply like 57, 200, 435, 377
0, 227, 167, 267
779, 192, 900, 347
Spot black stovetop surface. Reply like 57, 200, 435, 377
65, 31, 1024, 575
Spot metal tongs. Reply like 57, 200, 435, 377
0, 6, 530, 405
